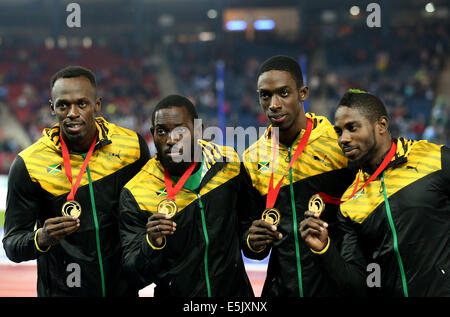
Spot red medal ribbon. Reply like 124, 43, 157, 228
266, 117, 313, 209
60, 133, 97, 202
317, 140, 397, 204
164, 162, 198, 201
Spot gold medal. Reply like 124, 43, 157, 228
61, 200, 82, 218
261, 208, 281, 226
308, 194, 325, 216
157, 199, 178, 217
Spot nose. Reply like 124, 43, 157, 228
67, 104, 80, 118
167, 129, 182, 146
339, 130, 352, 146
269, 95, 282, 111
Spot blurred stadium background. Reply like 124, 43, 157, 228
0, 0, 449, 296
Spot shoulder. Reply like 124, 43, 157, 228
18, 138, 50, 163
243, 130, 269, 163
124, 158, 158, 191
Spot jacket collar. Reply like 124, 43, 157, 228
264, 112, 329, 150
360, 137, 415, 175
42, 117, 112, 153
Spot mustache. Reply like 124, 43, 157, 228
341, 145, 357, 151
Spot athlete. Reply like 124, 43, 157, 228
300, 89, 450, 296
3, 66, 150, 296
119, 94, 254, 297
242, 55, 356, 296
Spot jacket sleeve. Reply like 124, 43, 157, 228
237, 163, 271, 260
133, 133, 151, 173
118, 187, 167, 290
2, 156, 42, 262
312, 209, 368, 296
441, 146, 450, 194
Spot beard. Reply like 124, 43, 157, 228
353, 131, 379, 170
157, 141, 202, 177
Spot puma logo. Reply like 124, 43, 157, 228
313, 155, 328, 166
109, 152, 121, 160
406, 163, 419, 173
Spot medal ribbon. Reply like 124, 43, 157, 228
164, 162, 198, 201
60, 133, 97, 202
317, 140, 397, 204
266, 117, 313, 209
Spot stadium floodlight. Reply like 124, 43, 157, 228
254, 19, 275, 31
207, 9, 218, 19
226, 20, 247, 31
82, 37, 92, 48
425, 3, 435, 13
349, 6, 360, 16
199, 32, 216, 42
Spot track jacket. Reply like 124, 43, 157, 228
313, 138, 450, 297
242, 113, 356, 297
119, 140, 254, 297
3, 117, 150, 296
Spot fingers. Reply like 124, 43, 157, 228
299, 211, 329, 245
248, 219, 282, 251
40, 216, 80, 247
147, 213, 177, 237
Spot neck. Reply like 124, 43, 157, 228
364, 137, 393, 172
62, 132, 97, 153
279, 114, 308, 146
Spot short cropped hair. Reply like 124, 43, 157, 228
50, 66, 97, 91
337, 89, 388, 123
256, 55, 304, 88
151, 94, 199, 126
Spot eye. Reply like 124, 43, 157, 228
55, 102, 68, 109
259, 91, 270, 101
156, 128, 166, 136
280, 89, 289, 97
334, 128, 342, 137
78, 101, 88, 108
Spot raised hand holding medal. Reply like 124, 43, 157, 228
300, 141, 398, 253
247, 118, 313, 253
147, 162, 197, 248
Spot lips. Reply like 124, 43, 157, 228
165, 147, 183, 159
269, 114, 287, 124
64, 122, 84, 134
342, 146, 358, 158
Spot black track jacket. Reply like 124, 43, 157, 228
313, 138, 450, 297
119, 140, 254, 297
3, 118, 150, 296
242, 113, 356, 297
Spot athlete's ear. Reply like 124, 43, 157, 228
49, 99, 56, 115
94, 97, 102, 113
299, 85, 309, 102
377, 116, 389, 135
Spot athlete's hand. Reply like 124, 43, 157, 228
247, 219, 282, 252
299, 211, 329, 252
37, 216, 80, 249
146, 213, 176, 248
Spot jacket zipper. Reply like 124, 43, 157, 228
288, 146, 304, 297
197, 193, 212, 297
82, 153, 106, 297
